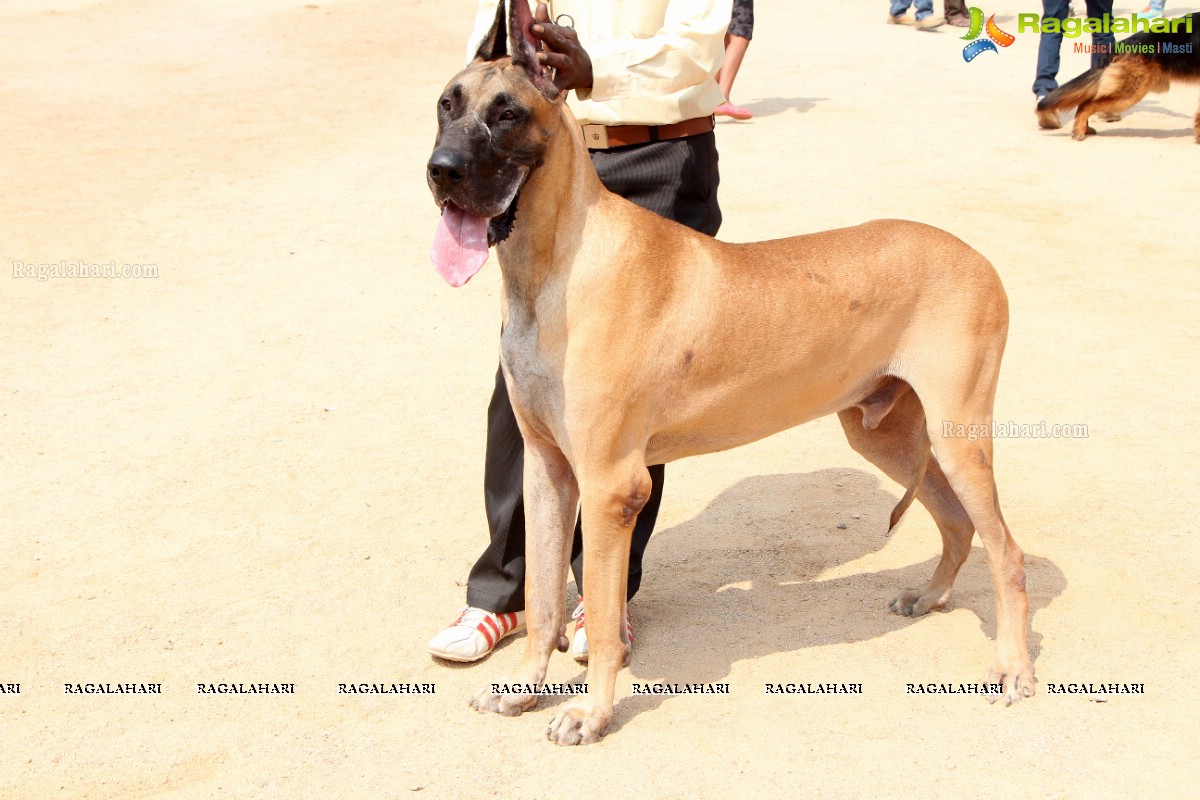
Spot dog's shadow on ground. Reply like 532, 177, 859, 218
590, 469, 1065, 732
1084, 100, 1198, 139
1129, 99, 1195, 121
733, 96, 826, 118
1091, 126, 1196, 139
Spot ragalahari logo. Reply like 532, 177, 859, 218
961, 8, 1015, 62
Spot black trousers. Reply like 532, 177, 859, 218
466, 130, 722, 613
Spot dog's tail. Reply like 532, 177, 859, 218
1037, 66, 1106, 115
1037, 57, 1170, 131
888, 446, 929, 532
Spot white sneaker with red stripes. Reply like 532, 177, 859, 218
428, 607, 525, 662
571, 597, 634, 664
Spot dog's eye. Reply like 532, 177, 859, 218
499, 109, 517, 122
440, 98, 452, 112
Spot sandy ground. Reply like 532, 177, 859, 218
3, 0, 1199, 797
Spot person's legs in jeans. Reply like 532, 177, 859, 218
1034, 0, 1071, 97
1086, 0, 1115, 69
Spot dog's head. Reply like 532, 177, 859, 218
427, 0, 562, 287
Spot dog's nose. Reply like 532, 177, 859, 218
427, 148, 468, 187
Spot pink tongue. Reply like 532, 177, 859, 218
431, 205, 489, 287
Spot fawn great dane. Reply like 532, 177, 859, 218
427, 1, 1034, 745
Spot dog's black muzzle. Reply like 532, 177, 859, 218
427, 147, 468, 192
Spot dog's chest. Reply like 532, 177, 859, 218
500, 312, 567, 440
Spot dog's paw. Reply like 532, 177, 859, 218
469, 685, 538, 717
546, 700, 610, 746
888, 588, 946, 618
984, 662, 1036, 706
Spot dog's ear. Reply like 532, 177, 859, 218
472, 0, 509, 63
508, 1, 559, 100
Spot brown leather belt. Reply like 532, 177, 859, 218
581, 115, 715, 150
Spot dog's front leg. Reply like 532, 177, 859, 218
546, 462, 649, 745
470, 437, 577, 717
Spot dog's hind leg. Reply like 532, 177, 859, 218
1071, 104, 1101, 141
913, 343, 1035, 705
470, 435, 579, 718
547, 455, 650, 745
1073, 63, 1157, 140
838, 382, 975, 618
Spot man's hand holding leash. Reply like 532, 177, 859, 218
531, 3, 592, 91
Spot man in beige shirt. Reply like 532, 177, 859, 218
430, 0, 732, 664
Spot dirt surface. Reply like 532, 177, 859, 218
3, 1, 1199, 797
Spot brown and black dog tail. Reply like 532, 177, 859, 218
1038, 67, 1105, 113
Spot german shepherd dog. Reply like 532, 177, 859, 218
1037, 13, 1200, 141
